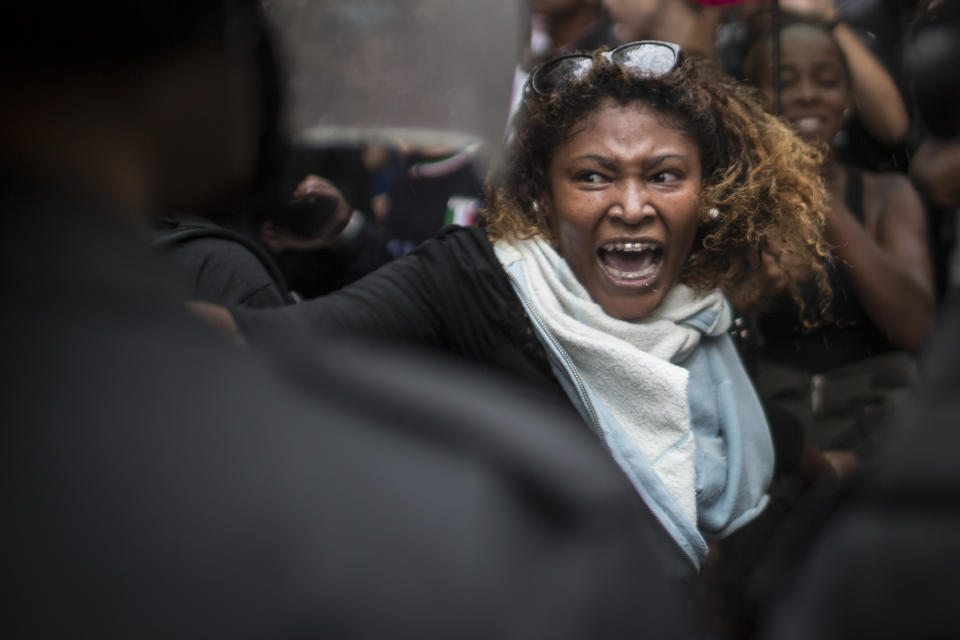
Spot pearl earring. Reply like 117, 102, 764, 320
531, 200, 541, 213
707, 207, 720, 220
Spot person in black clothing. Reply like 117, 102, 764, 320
0, 1, 695, 637
742, 16, 935, 452
155, 214, 297, 308
760, 3, 960, 637
232, 40, 837, 577
154, 173, 383, 307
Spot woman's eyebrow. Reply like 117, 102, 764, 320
570, 153, 688, 171
571, 154, 618, 170
642, 154, 686, 170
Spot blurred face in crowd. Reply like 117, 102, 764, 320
544, 99, 703, 320
757, 23, 853, 149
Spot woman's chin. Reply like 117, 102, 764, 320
796, 129, 831, 150
596, 291, 664, 322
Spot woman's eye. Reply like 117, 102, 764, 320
575, 171, 608, 185
651, 170, 682, 184
779, 69, 797, 89
816, 74, 842, 88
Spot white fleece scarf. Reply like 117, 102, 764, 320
495, 234, 731, 525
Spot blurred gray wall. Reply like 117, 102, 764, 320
264, 0, 524, 151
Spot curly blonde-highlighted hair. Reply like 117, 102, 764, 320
485, 53, 831, 317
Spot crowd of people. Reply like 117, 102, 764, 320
5, 0, 960, 637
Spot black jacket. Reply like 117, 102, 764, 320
154, 215, 295, 309
238, 225, 571, 403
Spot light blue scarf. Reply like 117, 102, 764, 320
495, 234, 774, 568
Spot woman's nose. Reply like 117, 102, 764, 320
793, 77, 819, 103
609, 182, 655, 224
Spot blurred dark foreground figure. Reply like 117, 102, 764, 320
0, 1, 693, 637
761, 1, 960, 637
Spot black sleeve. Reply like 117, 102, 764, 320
163, 237, 291, 309
236, 226, 517, 354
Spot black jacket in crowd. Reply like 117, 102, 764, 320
237, 225, 567, 400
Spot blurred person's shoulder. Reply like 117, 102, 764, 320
154, 215, 293, 309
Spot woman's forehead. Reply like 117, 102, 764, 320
577, 99, 689, 137
780, 24, 844, 64
557, 100, 698, 157
748, 23, 845, 84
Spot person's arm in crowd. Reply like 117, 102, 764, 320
235, 245, 447, 347
825, 173, 935, 351
782, 0, 910, 145
234, 226, 498, 352
723, 239, 816, 316
831, 19, 910, 145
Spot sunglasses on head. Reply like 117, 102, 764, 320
527, 40, 683, 97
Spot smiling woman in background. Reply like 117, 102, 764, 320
235, 41, 829, 571
743, 17, 935, 454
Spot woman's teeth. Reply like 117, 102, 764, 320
598, 242, 662, 280
793, 117, 823, 133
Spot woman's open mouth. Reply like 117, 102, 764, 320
792, 116, 825, 134
597, 241, 663, 283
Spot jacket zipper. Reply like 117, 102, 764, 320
505, 271, 605, 447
